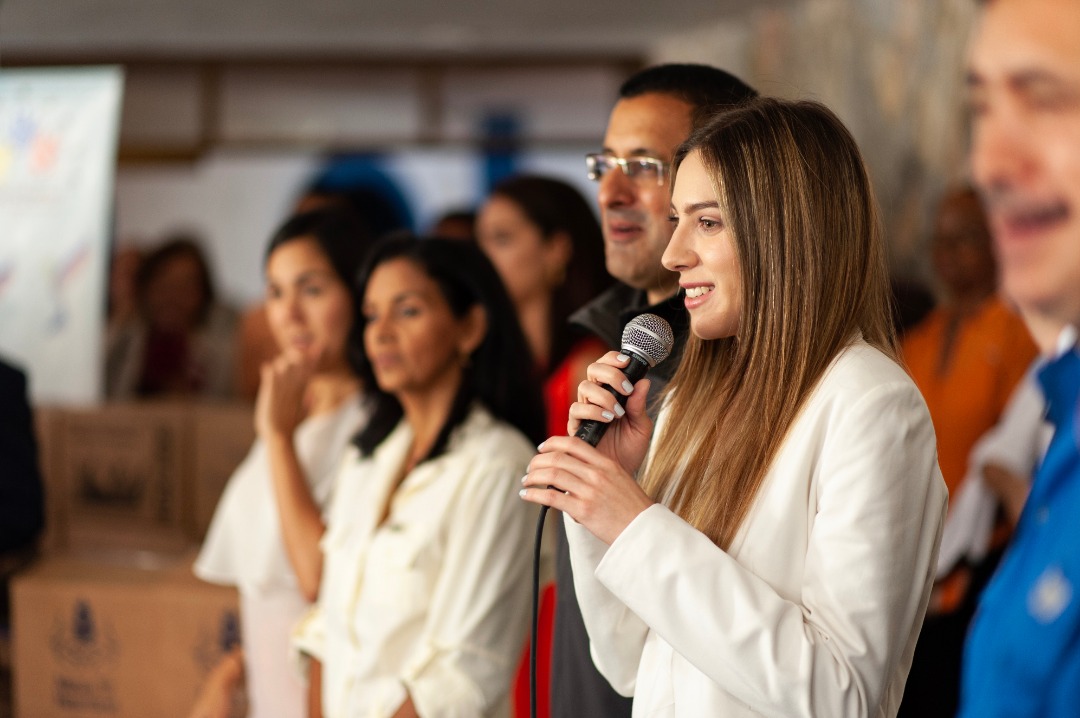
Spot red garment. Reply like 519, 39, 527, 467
513, 337, 607, 718
513, 585, 556, 718
541, 337, 608, 440
137, 328, 196, 395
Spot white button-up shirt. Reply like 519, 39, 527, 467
293, 405, 537, 718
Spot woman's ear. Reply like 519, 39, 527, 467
456, 304, 488, 359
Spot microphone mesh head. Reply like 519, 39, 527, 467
621, 313, 674, 367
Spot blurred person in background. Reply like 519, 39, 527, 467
105, 245, 143, 340
236, 182, 412, 400
292, 236, 543, 718
940, 365, 1051, 563
105, 235, 238, 399
899, 186, 1037, 718
0, 356, 45, 716
430, 208, 477, 242
0, 356, 45, 556
475, 174, 611, 717
189, 208, 374, 718
477, 175, 612, 439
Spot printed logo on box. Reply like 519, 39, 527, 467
50, 600, 121, 712
51, 600, 119, 668
194, 609, 242, 671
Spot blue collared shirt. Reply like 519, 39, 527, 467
959, 339, 1080, 716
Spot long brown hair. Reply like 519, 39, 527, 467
640, 98, 898, 549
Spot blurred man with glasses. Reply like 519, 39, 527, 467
552, 64, 756, 718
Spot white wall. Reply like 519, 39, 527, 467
114, 145, 599, 307
648, 0, 978, 276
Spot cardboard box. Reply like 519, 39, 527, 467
40, 403, 193, 552
11, 552, 239, 718
32, 400, 256, 552
188, 404, 255, 541
60, 403, 191, 528
32, 406, 68, 553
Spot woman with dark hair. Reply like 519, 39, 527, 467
105, 235, 238, 398
293, 236, 543, 718
476, 175, 611, 716
477, 175, 612, 438
192, 208, 373, 718
522, 98, 948, 716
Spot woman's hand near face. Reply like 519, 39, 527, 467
520, 352, 657, 545
254, 347, 319, 439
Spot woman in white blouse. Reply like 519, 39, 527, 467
293, 236, 545, 718
521, 98, 949, 717
192, 208, 374, 718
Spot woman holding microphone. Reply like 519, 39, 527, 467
520, 97, 947, 717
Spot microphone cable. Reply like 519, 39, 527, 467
528, 314, 673, 717
530, 504, 550, 718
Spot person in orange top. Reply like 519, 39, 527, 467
899, 186, 1038, 718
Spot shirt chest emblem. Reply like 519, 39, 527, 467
1027, 565, 1073, 624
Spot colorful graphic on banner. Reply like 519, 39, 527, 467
0, 67, 124, 404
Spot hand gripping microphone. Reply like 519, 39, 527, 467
573, 313, 674, 447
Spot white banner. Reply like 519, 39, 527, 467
0, 66, 124, 404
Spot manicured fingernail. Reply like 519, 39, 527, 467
622, 380, 634, 393
601, 410, 615, 420
537, 441, 545, 451
613, 403, 625, 417
519, 488, 527, 498
616, 354, 629, 363
521, 475, 528, 485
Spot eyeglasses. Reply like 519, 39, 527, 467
585, 153, 669, 186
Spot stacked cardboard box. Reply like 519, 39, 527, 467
187, 404, 256, 541
10, 552, 240, 718
34, 401, 255, 552
10, 401, 256, 717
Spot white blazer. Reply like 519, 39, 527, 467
566, 341, 948, 717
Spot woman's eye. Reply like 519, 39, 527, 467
699, 217, 722, 230
302, 285, 324, 297
668, 214, 679, 225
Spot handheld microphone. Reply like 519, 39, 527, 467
574, 313, 674, 447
